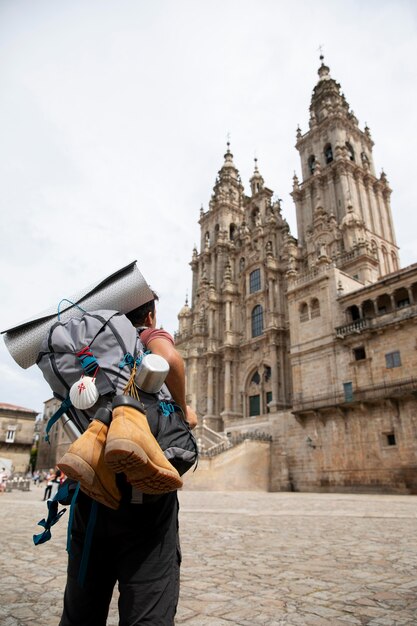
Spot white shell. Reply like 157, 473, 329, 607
69, 376, 99, 410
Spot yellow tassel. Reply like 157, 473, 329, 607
123, 363, 140, 401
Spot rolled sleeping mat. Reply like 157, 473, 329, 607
2, 260, 153, 369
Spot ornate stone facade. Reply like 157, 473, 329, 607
177, 59, 417, 494
36, 397, 72, 471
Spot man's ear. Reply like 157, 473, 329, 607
144, 311, 153, 327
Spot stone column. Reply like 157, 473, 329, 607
207, 362, 214, 415
225, 300, 231, 332
268, 278, 274, 326
224, 358, 232, 413
269, 343, 280, 411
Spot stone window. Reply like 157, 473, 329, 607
324, 143, 333, 164
249, 269, 261, 293
348, 305, 361, 321
251, 305, 264, 338
310, 298, 320, 318
264, 366, 271, 382
346, 142, 355, 161
308, 155, 316, 174
353, 346, 366, 361
397, 298, 410, 309
251, 208, 260, 227
384, 432, 396, 447
385, 351, 401, 369
5, 426, 16, 443
343, 382, 353, 402
394, 288, 410, 309
251, 371, 261, 385
249, 394, 260, 417
265, 391, 273, 413
299, 302, 309, 322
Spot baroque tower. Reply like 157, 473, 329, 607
292, 57, 398, 283
177, 145, 292, 433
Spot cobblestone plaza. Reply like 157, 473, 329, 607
0, 489, 416, 625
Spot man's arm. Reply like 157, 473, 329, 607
145, 337, 198, 429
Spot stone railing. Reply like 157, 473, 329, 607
5, 477, 31, 492
200, 431, 272, 458
335, 318, 369, 337
291, 263, 334, 286
336, 305, 417, 338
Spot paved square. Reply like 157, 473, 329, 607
0, 489, 416, 625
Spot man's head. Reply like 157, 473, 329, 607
126, 292, 159, 328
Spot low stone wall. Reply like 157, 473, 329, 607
182, 439, 271, 491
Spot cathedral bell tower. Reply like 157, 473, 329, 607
291, 57, 399, 283
196, 143, 245, 295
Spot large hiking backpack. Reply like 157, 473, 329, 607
36, 309, 198, 475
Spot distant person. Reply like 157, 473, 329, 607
0, 467, 7, 493
42, 468, 55, 501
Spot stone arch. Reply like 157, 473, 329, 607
310, 298, 320, 318
346, 142, 355, 162
324, 143, 333, 164
393, 287, 410, 309
299, 301, 309, 322
346, 305, 361, 322
381, 245, 389, 274
251, 304, 264, 337
229, 223, 237, 241
244, 363, 273, 418
362, 299, 376, 319
308, 154, 316, 175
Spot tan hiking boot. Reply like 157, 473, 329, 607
57, 409, 121, 510
105, 395, 183, 494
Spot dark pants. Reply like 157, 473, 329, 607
59, 491, 181, 626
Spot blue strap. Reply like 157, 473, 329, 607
66, 482, 81, 555
119, 350, 151, 370
57, 299, 86, 321
136, 350, 150, 366
119, 352, 135, 369
76, 347, 99, 376
77, 500, 98, 587
33, 485, 68, 545
45, 396, 72, 443
160, 401, 175, 417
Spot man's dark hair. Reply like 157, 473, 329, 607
126, 292, 159, 326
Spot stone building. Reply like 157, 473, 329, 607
0, 402, 38, 473
176, 58, 417, 494
36, 397, 72, 471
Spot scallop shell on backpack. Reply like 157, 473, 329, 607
69, 376, 99, 410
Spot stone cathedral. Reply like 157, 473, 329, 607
176, 58, 417, 494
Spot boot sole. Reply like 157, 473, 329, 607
58, 453, 120, 510
105, 439, 183, 494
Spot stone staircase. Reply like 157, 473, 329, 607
183, 424, 272, 491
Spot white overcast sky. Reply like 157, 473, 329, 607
1, 0, 416, 415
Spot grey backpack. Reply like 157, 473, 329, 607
37, 309, 198, 475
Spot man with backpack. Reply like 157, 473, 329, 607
58, 294, 197, 626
